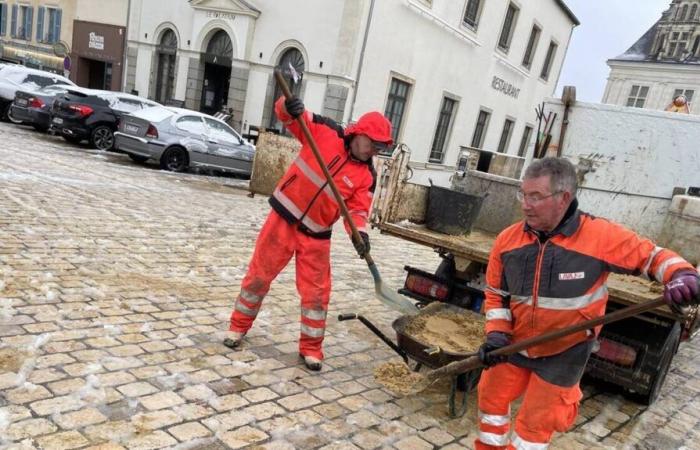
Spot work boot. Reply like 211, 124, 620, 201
301, 354, 322, 371
223, 331, 245, 349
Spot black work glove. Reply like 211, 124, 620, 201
478, 331, 511, 367
352, 232, 370, 257
285, 96, 304, 119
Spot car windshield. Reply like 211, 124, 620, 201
110, 98, 144, 112
19, 73, 72, 90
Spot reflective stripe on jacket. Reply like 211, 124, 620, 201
485, 209, 695, 357
269, 96, 375, 239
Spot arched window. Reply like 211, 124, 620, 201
680, 4, 689, 20
690, 3, 698, 20
205, 30, 233, 66
269, 47, 305, 129
155, 29, 178, 104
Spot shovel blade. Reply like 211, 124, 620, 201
368, 262, 419, 315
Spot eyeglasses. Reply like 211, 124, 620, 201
516, 190, 562, 204
372, 141, 389, 153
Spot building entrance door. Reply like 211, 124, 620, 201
201, 63, 231, 115
199, 30, 233, 115
86, 59, 112, 90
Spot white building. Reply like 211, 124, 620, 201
603, 0, 700, 115
125, 0, 578, 183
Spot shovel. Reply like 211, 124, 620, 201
273, 69, 418, 315
409, 296, 667, 392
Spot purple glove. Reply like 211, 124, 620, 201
663, 270, 699, 309
478, 331, 511, 367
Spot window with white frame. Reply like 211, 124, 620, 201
463, 0, 483, 29
384, 77, 411, 149
36, 7, 62, 43
497, 3, 519, 52
522, 24, 541, 69
11, 4, 33, 40
540, 40, 558, 80
626, 85, 649, 108
429, 96, 458, 163
667, 31, 691, 58
673, 88, 694, 106
518, 125, 533, 157
471, 109, 491, 149
497, 118, 515, 153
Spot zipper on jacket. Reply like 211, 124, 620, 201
531, 240, 549, 330
279, 174, 297, 192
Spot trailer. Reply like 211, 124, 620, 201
371, 135, 699, 405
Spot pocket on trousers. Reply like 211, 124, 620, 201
554, 386, 583, 432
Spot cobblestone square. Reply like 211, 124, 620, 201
1, 123, 699, 449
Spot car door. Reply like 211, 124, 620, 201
203, 117, 252, 171
173, 115, 209, 165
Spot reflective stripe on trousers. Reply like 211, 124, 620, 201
229, 210, 331, 360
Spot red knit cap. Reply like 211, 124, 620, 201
345, 112, 393, 145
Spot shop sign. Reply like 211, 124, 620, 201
492, 76, 520, 99
89, 32, 105, 50
206, 11, 236, 20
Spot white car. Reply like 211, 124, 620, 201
0, 64, 74, 121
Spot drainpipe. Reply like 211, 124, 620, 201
347, 0, 375, 122
121, 0, 132, 92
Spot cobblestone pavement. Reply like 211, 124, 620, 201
1, 122, 699, 450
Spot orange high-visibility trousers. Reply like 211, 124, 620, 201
229, 210, 331, 360
475, 362, 582, 449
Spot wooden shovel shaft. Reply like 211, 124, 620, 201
425, 297, 667, 381
273, 69, 372, 264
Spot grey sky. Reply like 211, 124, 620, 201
556, 0, 670, 102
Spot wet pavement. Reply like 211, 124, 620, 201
1, 122, 699, 449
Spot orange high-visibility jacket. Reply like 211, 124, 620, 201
269, 97, 377, 239
485, 209, 695, 357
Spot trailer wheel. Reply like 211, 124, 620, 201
642, 322, 681, 405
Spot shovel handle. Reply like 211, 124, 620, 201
425, 296, 667, 381
273, 69, 372, 263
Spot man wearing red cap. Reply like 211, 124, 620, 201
224, 95, 393, 371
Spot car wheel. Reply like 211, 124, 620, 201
7, 107, 22, 124
160, 147, 189, 172
1, 103, 11, 122
62, 135, 83, 145
128, 154, 149, 164
91, 125, 115, 151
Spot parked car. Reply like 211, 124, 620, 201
114, 106, 255, 176
50, 87, 159, 150
0, 65, 74, 121
10, 84, 72, 132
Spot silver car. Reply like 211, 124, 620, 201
114, 106, 255, 176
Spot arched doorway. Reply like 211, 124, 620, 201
200, 30, 233, 114
269, 47, 305, 130
155, 29, 177, 104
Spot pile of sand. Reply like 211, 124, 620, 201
403, 303, 485, 354
373, 361, 425, 396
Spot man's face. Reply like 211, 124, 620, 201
518, 175, 571, 232
350, 135, 380, 161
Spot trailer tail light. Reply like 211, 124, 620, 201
593, 337, 637, 367
68, 104, 94, 117
405, 272, 449, 301
145, 124, 158, 139
29, 97, 45, 109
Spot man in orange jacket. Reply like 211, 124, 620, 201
224, 95, 393, 371
475, 157, 699, 449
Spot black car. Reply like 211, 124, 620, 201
10, 85, 71, 132
50, 87, 159, 151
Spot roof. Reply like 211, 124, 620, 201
555, 0, 580, 26
610, 20, 660, 62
